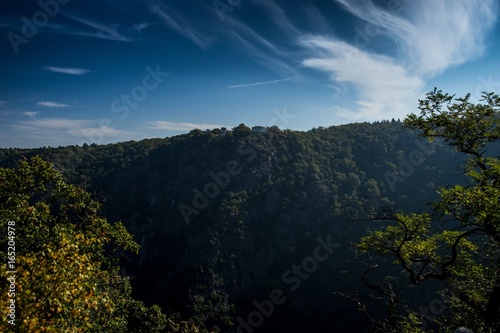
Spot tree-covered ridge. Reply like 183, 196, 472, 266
0, 112, 485, 332
0, 138, 166, 188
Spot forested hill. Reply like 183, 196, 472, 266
0, 121, 466, 332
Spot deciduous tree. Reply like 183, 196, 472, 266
354, 89, 500, 332
0, 157, 167, 332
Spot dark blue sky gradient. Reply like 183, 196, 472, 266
1, 0, 499, 147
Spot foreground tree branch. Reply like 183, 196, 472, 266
353, 90, 500, 332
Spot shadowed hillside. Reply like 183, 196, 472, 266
0, 121, 467, 332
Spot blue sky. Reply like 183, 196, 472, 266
1, 0, 499, 148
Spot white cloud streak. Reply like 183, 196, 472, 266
146, 0, 296, 75
222, 11, 300, 76
16, 118, 93, 130
43, 66, 93, 75
22, 111, 39, 118
301, 0, 498, 120
253, 0, 300, 36
334, 0, 499, 76
302, 38, 424, 119
149, 2, 213, 50
64, 14, 133, 42
0, 100, 12, 116
228, 76, 300, 89
7, 118, 139, 147
132, 23, 151, 32
37, 101, 70, 108
67, 126, 137, 138
148, 121, 227, 131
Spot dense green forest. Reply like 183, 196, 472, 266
1, 91, 499, 332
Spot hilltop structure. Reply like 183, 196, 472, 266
251, 126, 266, 134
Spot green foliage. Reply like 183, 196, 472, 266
0, 157, 166, 332
356, 90, 500, 332
0, 119, 465, 332
231, 123, 251, 138
406, 89, 500, 156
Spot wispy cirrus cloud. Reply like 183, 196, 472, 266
37, 101, 70, 108
43, 66, 93, 75
149, 2, 213, 50
4, 121, 85, 147
253, 0, 300, 36
132, 23, 151, 32
301, 38, 424, 120
67, 126, 138, 138
223, 19, 297, 75
0, 100, 9, 109
22, 111, 39, 118
228, 76, 300, 89
0, 100, 12, 116
300, 3, 332, 34
333, 0, 498, 76
148, 121, 228, 131
222, 0, 309, 75
62, 13, 134, 42
15, 118, 92, 130
301, 0, 499, 120
146, 0, 295, 75
8, 118, 139, 147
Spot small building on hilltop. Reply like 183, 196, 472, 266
251, 126, 266, 134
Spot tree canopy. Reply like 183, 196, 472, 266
0, 99, 483, 332
354, 89, 500, 332
0, 157, 168, 332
